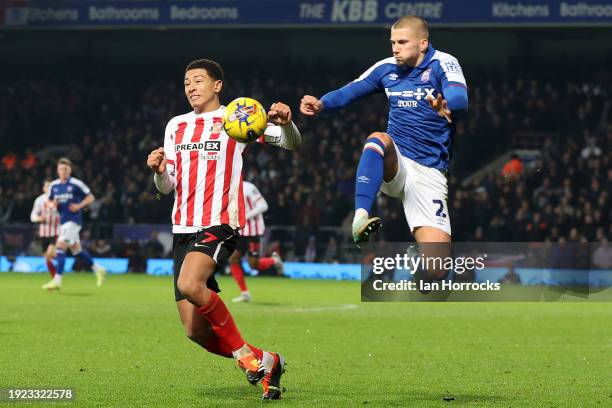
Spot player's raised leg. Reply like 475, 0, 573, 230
177, 251, 269, 384
352, 132, 399, 244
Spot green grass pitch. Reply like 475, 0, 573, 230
1, 272, 611, 407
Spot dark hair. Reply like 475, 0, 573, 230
57, 157, 72, 166
185, 59, 224, 81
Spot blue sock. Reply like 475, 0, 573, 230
75, 249, 95, 269
355, 138, 385, 213
56, 249, 66, 275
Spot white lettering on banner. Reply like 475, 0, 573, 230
170, 5, 238, 20
385, 2, 444, 19
300, 3, 326, 19
27, 8, 79, 22
331, 0, 377, 22
560, 2, 612, 17
89, 6, 159, 21
491, 3, 550, 18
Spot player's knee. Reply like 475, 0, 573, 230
366, 132, 391, 149
176, 276, 199, 299
427, 268, 449, 280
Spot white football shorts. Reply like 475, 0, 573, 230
380, 142, 451, 236
58, 221, 82, 246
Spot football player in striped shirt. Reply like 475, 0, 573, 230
147, 59, 301, 400
30, 179, 60, 277
229, 180, 284, 303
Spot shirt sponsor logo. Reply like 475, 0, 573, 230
55, 193, 73, 202
386, 87, 436, 107
175, 140, 221, 152
385, 87, 435, 100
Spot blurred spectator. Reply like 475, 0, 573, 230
20, 150, 37, 170
592, 239, 612, 269
2, 152, 17, 171
305, 236, 317, 263
501, 154, 523, 177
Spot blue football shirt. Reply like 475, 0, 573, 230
320, 45, 468, 170
48, 177, 92, 226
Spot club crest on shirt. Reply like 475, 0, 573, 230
421, 68, 432, 82
211, 121, 223, 134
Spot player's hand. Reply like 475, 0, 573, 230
427, 94, 452, 123
68, 203, 80, 213
147, 147, 167, 175
300, 95, 323, 116
268, 102, 292, 125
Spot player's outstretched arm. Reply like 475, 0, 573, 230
263, 102, 302, 150
301, 66, 381, 117
300, 95, 324, 116
148, 147, 176, 195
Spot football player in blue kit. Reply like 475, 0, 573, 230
43, 157, 106, 290
300, 15, 468, 282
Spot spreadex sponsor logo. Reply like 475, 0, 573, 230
175, 141, 220, 152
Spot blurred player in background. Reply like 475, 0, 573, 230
229, 180, 284, 303
300, 15, 468, 282
30, 179, 60, 278
42, 158, 106, 290
147, 59, 301, 400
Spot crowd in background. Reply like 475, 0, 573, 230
0, 62, 610, 262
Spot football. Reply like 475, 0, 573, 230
223, 97, 268, 143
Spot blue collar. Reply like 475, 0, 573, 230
417, 44, 436, 69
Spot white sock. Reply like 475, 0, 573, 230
93, 263, 103, 272
54, 274, 63, 285
261, 351, 275, 373
232, 344, 253, 360
353, 208, 369, 223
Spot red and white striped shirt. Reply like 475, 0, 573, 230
160, 106, 301, 234
30, 193, 60, 237
163, 107, 249, 234
241, 181, 267, 237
